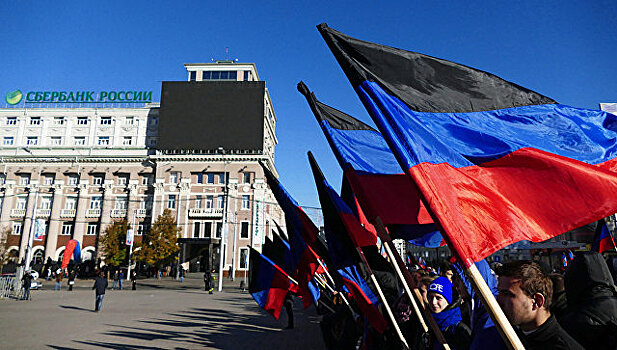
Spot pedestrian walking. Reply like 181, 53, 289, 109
92, 271, 108, 312
204, 270, 214, 294
54, 269, 63, 291
21, 271, 33, 300
111, 269, 118, 289
131, 271, 137, 290
118, 270, 124, 290
179, 268, 185, 283
68, 271, 75, 291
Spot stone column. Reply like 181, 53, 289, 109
99, 182, 114, 232
151, 182, 164, 226
44, 183, 64, 260
73, 183, 89, 247
0, 182, 15, 234
127, 182, 138, 227
19, 183, 39, 260
178, 181, 190, 238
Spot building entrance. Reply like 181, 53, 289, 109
178, 238, 220, 273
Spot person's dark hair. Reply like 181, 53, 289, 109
549, 273, 565, 294
496, 260, 553, 308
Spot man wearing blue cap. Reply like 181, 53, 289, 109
427, 276, 471, 350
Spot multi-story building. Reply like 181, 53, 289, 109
0, 61, 283, 278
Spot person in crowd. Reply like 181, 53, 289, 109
427, 276, 471, 350
559, 251, 617, 350
284, 291, 294, 329
111, 269, 118, 289
440, 262, 454, 282
496, 260, 583, 350
131, 271, 137, 290
92, 271, 108, 312
67, 270, 75, 291
418, 275, 437, 306
548, 273, 567, 319
204, 269, 214, 294
118, 270, 124, 290
54, 269, 63, 291
21, 271, 33, 300
179, 268, 185, 283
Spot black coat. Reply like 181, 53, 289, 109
560, 251, 617, 350
92, 276, 108, 295
520, 314, 584, 350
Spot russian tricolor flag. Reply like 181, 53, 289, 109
593, 220, 617, 254
319, 24, 617, 267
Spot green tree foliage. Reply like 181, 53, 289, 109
99, 219, 129, 267
134, 209, 180, 268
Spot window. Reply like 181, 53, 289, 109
0, 174, 5, 185
125, 116, 134, 125
115, 196, 128, 210
12, 222, 23, 235
196, 173, 203, 184
167, 195, 176, 209
244, 71, 251, 81
26, 136, 38, 145
61, 222, 73, 236
195, 195, 202, 209
142, 197, 153, 210
242, 172, 252, 184
67, 174, 79, 186
65, 197, 77, 210
6, 117, 17, 125
137, 223, 149, 236
100, 116, 112, 125
202, 71, 237, 80
77, 117, 88, 125
242, 195, 250, 210
189, 71, 196, 81
215, 222, 222, 238
3, 137, 14, 146
40, 197, 52, 209
92, 174, 104, 185
205, 195, 213, 209
86, 223, 98, 236
239, 248, 249, 269
90, 196, 102, 209
53, 117, 65, 125
122, 136, 132, 146
117, 174, 129, 186
240, 221, 250, 239
147, 137, 157, 147
50, 136, 62, 146
217, 195, 225, 209
206, 172, 225, 184
203, 222, 212, 238
218, 172, 226, 184
19, 174, 30, 186
193, 221, 201, 238
141, 174, 153, 185
29, 117, 41, 125
97, 136, 110, 146
169, 172, 179, 184
16, 196, 27, 209
73, 136, 86, 145
42, 174, 55, 185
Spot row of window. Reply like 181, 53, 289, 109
189, 70, 252, 81
3, 116, 151, 127
167, 171, 253, 185
11, 221, 150, 236
1, 173, 154, 187
10, 195, 153, 211
2, 135, 144, 147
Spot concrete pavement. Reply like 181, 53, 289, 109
0, 274, 325, 349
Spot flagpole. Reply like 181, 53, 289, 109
374, 218, 451, 349
314, 264, 353, 310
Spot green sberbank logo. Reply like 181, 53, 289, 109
5, 89, 153, 104
6, 90, 23, 105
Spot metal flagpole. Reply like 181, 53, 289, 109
127, 210, 136, 281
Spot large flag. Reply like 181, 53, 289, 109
298, 81, 444, 247
318, 23, 617, 267
263, 229, 294, 276
261, 164, 321, 308
248, 247, 297, 319
308, 152, 388, 333
592, 220, 617, 253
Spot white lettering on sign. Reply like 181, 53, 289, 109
430, 284, 443, 293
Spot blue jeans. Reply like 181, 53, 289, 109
112, 280, 117, 289
95, 294, 104, 311
118, 279, 123, 290
23, 288, 30, 300
54, 282, 61, 290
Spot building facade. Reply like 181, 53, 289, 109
0, 61, 283, 278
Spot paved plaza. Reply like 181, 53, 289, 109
0, 274, 325, 349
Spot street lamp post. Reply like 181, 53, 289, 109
217, 147, 228, 292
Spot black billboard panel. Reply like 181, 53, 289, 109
158, 81, 265, 152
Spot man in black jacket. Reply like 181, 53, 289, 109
92, 271, 108, 312
560, 251, 617, 350
496, 261, 583, 350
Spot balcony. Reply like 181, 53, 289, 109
60, 209, 76, 218
135, 209, 148, 218
86, 209, 101, 218
111, 209, 127, 218
10, 209, 26, 217
188, 208, 224, 218
36, 209, 51, 217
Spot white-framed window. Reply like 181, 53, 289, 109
195, 195, 202, 209
167, 195, 176, 209
3, 137, 14, 146
86, 223, 98, 236
122, 136, 133, 146
92, 174, 104, 185
73, 136, 86, 145
242, 172, 252, 184
169, 172, 179, 184
12, 221, 23, 235
65, 197, 77, 210
117, 174, 129, 186
137, 223, 149, 236
29, 117, 41, 126
53, 117, 65, 125
19, 174, 30, 186
141, 174, 153, 185
16, 196, 27, 209
147, 137, 156, 147
203, 222, 212, 238
40, 196, 52, 209
239, 247, 249, 269
97, 136, 110, 146
115, 196, 128, 210
240, 221, 250, 239
43, 174, 55, 185
67, 174, 79, 186
61, 222, 73, 235
241, 195, 250, 210
6, 117, 17, 125
77, 117, 88, 125
193, 221, 201, 238
26, 136, 38, 145
90, 196, 102, 209
141, 197, 153, 210
0, 174, 5, 185
205, 195, 214, 209
50, 136, 62, 146
215, 222, 222, 238
100, 116, 112, 125
217, 195, 225, 209
125, 116, 134, 125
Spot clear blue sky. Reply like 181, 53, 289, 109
2, 1, 617, 208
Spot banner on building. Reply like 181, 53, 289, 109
34, 219, 46, 241
126, 229, 134, 246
